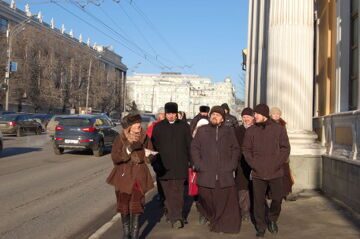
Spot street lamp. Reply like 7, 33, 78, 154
4, 18, 31, 111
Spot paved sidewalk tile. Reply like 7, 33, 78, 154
100, 191, 360, 239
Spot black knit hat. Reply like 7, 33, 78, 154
164, 102, 178, 113
199, 105, 210, 113
209, 106, 225, 119
121, 113, 142, 129
254, 104, 270, 118
221, 103, 230, 112
241, 107, 254, 117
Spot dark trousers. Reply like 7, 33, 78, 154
198, 182, 241, 234
253, 177, 283, 231
160, 179, 185, 223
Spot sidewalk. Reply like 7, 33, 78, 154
97, 190, 360, 239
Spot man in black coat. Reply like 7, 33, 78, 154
190, 105, 210, 135
242, 104, 290, 237
191, 106, 241, 234
221, 103, 239, 128
151, 102, 192, 229
234, 107, 254, 222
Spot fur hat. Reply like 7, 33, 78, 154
209, 106, 225, 119
254, 104, 270, 118
270, 107, 282, 116
220, 103, 230, 112
157, 107, 165, 114
241, 107, 254, 117
199, 105, 210, 113
121, 113, 142, 129
164, 102, 178, 113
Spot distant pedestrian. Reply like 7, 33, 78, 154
106, 114, 154, 239
234, 107, 254, 222
191, 106, 241, 234
270, 107, 295, 201
221, 103, 239, 128
242, 104, 290, 237
177, 111, 187, 123
151, 102, 192, 229
190, 105, 210, 135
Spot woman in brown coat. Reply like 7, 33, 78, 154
106, 114, 154, 239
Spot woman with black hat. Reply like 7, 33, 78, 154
106, 114, 154, 239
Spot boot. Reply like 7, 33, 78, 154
121, 214, 131, 239
130, 214, 140, 239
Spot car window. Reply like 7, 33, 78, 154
94, 118, 105, 127
59, 118, 92, 127
0, 114, 17, 121
100, 117, 112, 126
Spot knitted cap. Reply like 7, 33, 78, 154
254, 104, 270, 118
209, 106, 225, 119
241, 107, 254, 117
270, 107, 282, 116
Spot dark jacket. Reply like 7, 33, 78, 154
191, 124, 241, 188
106, 131, 154, 194
151, 119, 192, 180
242, 119, 291, 180
234, 125, 252, 190
224, 113, 239, 128
190, 113, 208, 135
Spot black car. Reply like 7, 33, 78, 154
0, 113, 43, 136
53, 115, 118, 157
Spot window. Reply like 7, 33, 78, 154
350, 0, 359, 110
0, 18, 8, 33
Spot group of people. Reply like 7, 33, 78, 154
106, 101, 291, 238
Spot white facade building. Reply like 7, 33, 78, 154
126, 72, 236, 118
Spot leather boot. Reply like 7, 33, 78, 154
121, 214, 131, 239
130, 214, 140, 239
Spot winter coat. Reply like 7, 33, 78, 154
106, 131, 154, 194
234, 125, 252, 190
224, 113, 239, 128
190, 114, 208, 135
191, 124, 241, 188
151, 119, 192, 180
242, 119, 290, 180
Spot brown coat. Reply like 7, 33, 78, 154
106, 131, 154, 194
191, 124, 241, 188
242, 119, 290, 180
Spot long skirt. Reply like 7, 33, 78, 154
115, 182, 145, 215
198, 182, 241, 234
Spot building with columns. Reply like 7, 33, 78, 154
245, 0, 360, 213
126, 72, 236, 118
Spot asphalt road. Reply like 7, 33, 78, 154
0, 133, 117, 239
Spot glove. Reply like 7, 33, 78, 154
128, 142, 143, 152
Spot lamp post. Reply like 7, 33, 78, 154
4, 18, 31, 111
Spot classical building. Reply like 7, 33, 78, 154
126, 72, 236, 118
0, 1, 127, 113
245, 0, 360, 212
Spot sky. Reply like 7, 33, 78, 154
7, 0, 249, 100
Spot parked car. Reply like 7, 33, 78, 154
30, 114, 53, 131
0, 131, 3, 152
46, 115, 66, 138
140, 114, 156, 130
53, 115, 118, 156
0, 114, 43, 136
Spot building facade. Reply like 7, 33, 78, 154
245, 0, 360, 212
126, 72, 236, 118
0, 1, 127, 113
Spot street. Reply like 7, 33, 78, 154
0, 133, 116, 239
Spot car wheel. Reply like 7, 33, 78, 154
16, 127, 23, 137
93, 140, 104, 157
54, 147, 64, 155
35, 127, 42, 135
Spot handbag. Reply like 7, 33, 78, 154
188, 168, 198, 196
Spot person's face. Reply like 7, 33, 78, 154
254, 113, 267, 123
271, 113, 281, 121
158, 113, 165, 120
224, 109, 229, 114
130, 123, 141, 135
210, 112, 224, 125
177, 112, 183, 120
166, 113, 177, 122
242, 115, 254, 126
200, 112, 208, 117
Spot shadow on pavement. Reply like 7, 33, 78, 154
139, 195, 164, 239
0, 147, 42, 158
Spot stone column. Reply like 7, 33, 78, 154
266, 0, 324, 190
